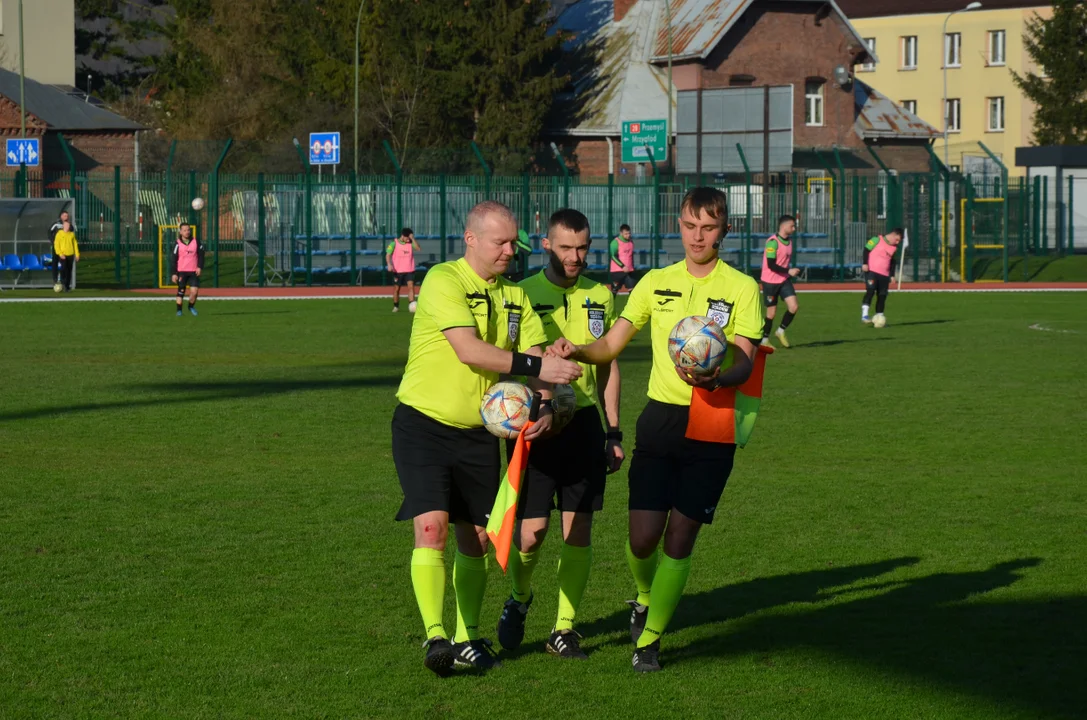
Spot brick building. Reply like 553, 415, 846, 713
0, 67, 142, 173
549, 0, 939, 176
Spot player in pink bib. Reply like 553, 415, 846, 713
169, 223, 204, 317
609, 224, 636, 294
860, 228, 903, 324
387, 228, 422, 313
759, 215, 801, 347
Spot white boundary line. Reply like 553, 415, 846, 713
2, 288, 1087, 303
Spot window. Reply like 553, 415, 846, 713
944, 32, 961, 67
805, 81, 824, 126
901, 100, 917, 115
901, 36, 918, 69
946, 98, 961, 132
988, 96, 1005, 131
861, 38, 876, 72
989, 30, 1006, 65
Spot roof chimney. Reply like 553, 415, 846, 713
615, 0, 637, 22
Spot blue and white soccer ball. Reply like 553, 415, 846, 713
668, 315, 728, 376
481, 381, 534, 438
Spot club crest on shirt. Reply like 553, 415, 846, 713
706, 298, 733, 328
587, 308, 605, 339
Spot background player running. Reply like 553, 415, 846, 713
609, 224, 635, 294
169, 223, 203, 316
759, 214, 801, 348
861, 228, 903, 324
387, 228, 422, 313
496, 209, 624, 661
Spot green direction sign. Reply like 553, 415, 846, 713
621, 119, 668, 163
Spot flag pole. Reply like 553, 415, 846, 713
897, 229, 909, 290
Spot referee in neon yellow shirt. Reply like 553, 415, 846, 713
392, 201, 582, 676
548, 187, 763, 672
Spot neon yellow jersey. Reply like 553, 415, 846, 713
397, 258, 548, 428
620, 259, 763, 406
518, 271, 616, 408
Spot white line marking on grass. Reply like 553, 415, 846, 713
1028, 323, 1081, 334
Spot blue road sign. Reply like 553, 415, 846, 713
6, 138, 40, 167
309, 132, 340, 165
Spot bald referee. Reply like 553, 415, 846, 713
392, 200, 582, 676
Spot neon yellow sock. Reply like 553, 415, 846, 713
508, 548, 539, 604
636, 553, 691, 648
410, 548, 447, 640
555, 543, 593, 631
626, 540, 658, 607
452, 551, 488, 643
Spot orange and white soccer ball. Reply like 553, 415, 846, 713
480, 381, 534, 438
668, 315, 728, 375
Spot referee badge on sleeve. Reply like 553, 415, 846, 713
706, 299, 733, 328
587, 308, 605, 339
507, 310, 521, 343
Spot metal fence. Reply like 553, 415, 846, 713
0, 160, 1076, 289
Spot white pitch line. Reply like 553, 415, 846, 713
1028, 323, 1082, 334
2, 288, 1086, 304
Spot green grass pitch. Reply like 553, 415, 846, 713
1, 292, 1085, 719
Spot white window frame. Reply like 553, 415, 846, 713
901, 36, 918, 70
989, 30, 1006, 66
944, 32, 961, 68
901, 100, 917, 115
988, 96, 1005, 132
946, 98, 961, 133
805, 81, 825, 127
860, 38, 876, 72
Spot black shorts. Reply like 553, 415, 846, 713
392, 404, 501, 527
505, 405, 606, 519
393, 272, 414, 286
865, 272, 891, 296
176, 272, 199, 291
628, 400, 736, 525
761, 278, 796, 307
610, 271, 636, 290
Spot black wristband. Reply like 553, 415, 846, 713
539, 399, 553, 410
510, 352, 541, 377
606, 430, 623, 441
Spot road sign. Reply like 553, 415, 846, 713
621, 119, 667, 164
308, 132, 340, 165
6, 138, 40, 167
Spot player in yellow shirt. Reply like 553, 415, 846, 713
495, 209, 624, 660
52, 219, 80, 292
548, 187, 763, 672
392, 201, 583, 677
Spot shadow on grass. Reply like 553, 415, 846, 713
585, 557, 1081, 717
790, 337, 895, 349
0, 375, 401, 423
890, 319, 955, 327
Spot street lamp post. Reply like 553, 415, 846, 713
665, 0, 673, 169
18, 0, 25, 139
943, 2, 982, 171
354, 0, 367, 176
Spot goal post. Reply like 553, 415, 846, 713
158, 224, 198, 289
961, 197, 1006, 283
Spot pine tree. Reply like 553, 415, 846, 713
1012, 0, 1087, 145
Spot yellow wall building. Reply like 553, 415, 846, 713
845, 3, 1051, 175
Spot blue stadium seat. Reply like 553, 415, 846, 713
3, 254, 23, 272
22, 254, 44, 271
41, 253, 53, 266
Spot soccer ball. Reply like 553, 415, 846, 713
551, 384, 577, 431
53, 282, 62, 293
191, 197, 205, 211
481, 381, 534, 438
668, 316, 728, 375
872, 313, 887, 328
408, 301, 417, 313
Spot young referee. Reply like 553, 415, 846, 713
547, 187, 763, 672
392, 201, 582, 677
495, 209, 624, 660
